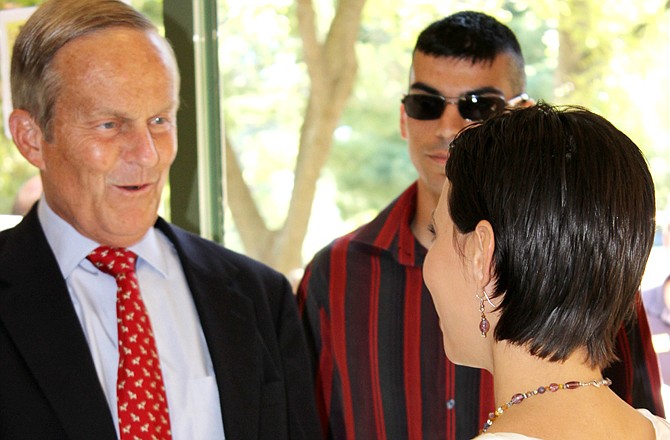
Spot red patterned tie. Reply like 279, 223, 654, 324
87, 246, 172, 440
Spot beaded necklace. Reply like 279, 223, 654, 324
481, 377, 612, 433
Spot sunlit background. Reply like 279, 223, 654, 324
2, 0, 670, 407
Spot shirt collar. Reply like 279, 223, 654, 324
353, 182, 425, 267
38, 197, 169, 279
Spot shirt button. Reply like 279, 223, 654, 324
446, 399, 456, 410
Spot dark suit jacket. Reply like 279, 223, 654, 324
0, 206, 321, 440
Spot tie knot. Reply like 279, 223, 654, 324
87, 246, 137, 277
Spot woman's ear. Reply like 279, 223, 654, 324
471, 219, 495, 288
9, 109, 47, 170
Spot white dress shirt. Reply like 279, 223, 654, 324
38, 198, 226, 439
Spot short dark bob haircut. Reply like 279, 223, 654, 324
446, 102, 655, 369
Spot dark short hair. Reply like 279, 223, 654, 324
446, 103, 656, 369
11, 0, 158, 140
414, 11, 526, 92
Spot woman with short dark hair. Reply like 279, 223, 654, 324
424, 103, 670, 439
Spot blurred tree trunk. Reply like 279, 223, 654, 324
555, 0, 602, 105
225, 0, 366, 275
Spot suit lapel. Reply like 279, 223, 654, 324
0, 210, 117, 440
158, 220, 263, 440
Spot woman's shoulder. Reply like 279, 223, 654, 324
474, 433, 541, 440
475, 409, 670, 440
637, 408, 670, 439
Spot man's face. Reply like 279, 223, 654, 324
36, 28, 179, 247
400, 52, 518, 201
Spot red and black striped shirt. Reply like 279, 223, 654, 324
297, 182, 664, 440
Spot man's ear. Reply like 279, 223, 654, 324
9, 109, 47, 170
399, 102, 408, 140
471, 219, 495, 288
520, 97, 535, 108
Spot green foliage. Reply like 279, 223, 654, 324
505, 1, 554, 101
223, 0, 665, 257
0, 125, 34, 214
221, 0, 670, 257
0, 0, 40, 7
132, 0, 162, 25
328, 119, 414, 220
542, 0, 670, 212
0, 0, 44, 213
326, 15, 416, 219
219, 0, 305, 227
2, 0, 670, 233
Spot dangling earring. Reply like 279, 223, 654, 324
475, 290, 494, 337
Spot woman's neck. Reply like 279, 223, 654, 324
490, 342, 602, 408
485, 342, 652, 440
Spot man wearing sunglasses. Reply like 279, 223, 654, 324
298, 11, 664, 439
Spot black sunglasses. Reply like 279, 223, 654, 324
402, 92, 528, 121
